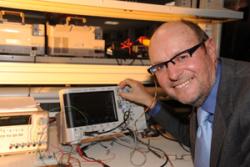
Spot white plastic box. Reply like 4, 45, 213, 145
47, 24, 105, 57
0, 22, 45, 55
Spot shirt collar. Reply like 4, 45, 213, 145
201, 62, 221, 115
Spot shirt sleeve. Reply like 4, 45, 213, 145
148, 100, 161, 116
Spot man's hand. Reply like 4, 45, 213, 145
118, 79, 156, 109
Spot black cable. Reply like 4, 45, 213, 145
153, 125, 178, 142
79, 144, 110, 167
128, 58, 136, 65
139, 58, 145, 65
155, 126, 190, 153
177, 142, 190, 153
115, 57, 122, 65
139, 138, 169, 167
96, 110, 130, 135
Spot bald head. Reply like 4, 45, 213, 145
149, 21, 208, 65
150, 21, 208, 48
151, 21, 193, 41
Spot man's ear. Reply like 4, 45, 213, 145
205, 38, 217, 61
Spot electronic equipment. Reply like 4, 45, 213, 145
29, 87, 62, 118
0, 22, 45, 56
57, 86, 147, 144
0, 86, 61, 118
0, 10, 44, 56
47, 24, 105, 57
0, 97, 48, 155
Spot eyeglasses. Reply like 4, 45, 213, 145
147, 41, 205, 75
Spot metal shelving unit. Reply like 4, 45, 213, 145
0, 0, 243, 22
0, 0, 243, 84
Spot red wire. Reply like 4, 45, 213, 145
76, 145, 106, 166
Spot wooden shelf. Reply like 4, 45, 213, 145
0, 55, 150, 66
0, 0, 243, 23
0, 62, 150, 85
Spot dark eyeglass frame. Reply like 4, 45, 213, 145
147, 40, 206, 74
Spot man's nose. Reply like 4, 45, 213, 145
166, 63, 182, 81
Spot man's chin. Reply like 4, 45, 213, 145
177, 95, 199, 105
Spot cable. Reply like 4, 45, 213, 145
128, 58, 136, 65
64, 105, 89, 125
76, 144, 110, 167
157, 128, 190, 153
96, 110, 130, 135
150, 77, 191, 153
153, 125, 178, 142
57, 145, 79, 167
127, 128, 174, 167
129, 130, 147, 167
152, 115, 191, 152
145, 77, 158, 113
113, 135, 148, 167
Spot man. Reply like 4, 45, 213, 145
119, 20, 250, 167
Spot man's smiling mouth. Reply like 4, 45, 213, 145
174, 78, 193, 89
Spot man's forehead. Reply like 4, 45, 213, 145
149, 22, 198, 62
150, 24, 197, 49
155, 22, 195, 39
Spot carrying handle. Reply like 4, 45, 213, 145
66, 16, 86, 26
0, 10, 25, 24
